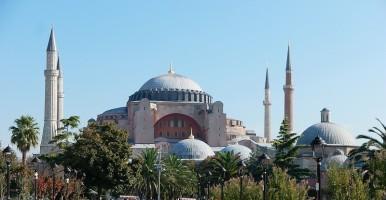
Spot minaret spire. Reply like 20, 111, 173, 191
283, 44, 294, 132
263, 68, 272, 142
41, 28, 59, 154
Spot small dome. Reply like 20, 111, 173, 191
139, 71, 203, 92
332, 149, 345, 156
221, 144, 252, 160
298, 109, 356, 146
170, 137, 215, 160
323, 152, 348, 170
297, 122, 356, 146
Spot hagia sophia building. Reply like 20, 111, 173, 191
40, 29, 358, 165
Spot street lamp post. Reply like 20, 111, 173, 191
220, 167, 226, 200
65, 177, 70, 199
31, 157, 41, 200
3, 146, 13, 200
154, 148, 163, 200
259, 153, 271, 200
207, 171, 212, 200
238, 161, 246, 200
51, 164, 58, 200
311, 135, 326, 200
34, 170, 38, 200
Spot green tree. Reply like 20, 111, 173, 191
60, 123, 132, 198
367, 150, 386, 199
273, 120, 310, 180
211, 177, 263, 200
326, 166, 369, 200
50, 116, 80, 150
268, 167, 308, 200
9, 115, 39, 165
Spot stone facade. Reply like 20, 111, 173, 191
97, 70, 244, 148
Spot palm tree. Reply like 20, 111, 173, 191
348, 119, 386, 198
134, 148, 158, 199
9, 115, 39, 165
357, 118, 386, 150
206, 151, 241, 200
349, 119, 386, 162
162, 155, 196, 199
211, 151, 241, 182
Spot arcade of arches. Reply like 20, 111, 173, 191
154, 113, 205, 141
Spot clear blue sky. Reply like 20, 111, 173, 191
0, 1, 385, 155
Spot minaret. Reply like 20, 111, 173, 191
57, 57, 64, 131
283, 44, 294, 132
41, 28, 59, 154
263, 68, 272, 142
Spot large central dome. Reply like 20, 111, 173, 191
129, 67, 212, 103
140, 70, 203, 92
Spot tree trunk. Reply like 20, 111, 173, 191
22, 151, 27, 166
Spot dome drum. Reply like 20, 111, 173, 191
129, 89, 212, 103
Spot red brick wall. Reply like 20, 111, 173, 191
154, 113, 205, 141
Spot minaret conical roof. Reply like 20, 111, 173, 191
265, 68, 269, 89
46, 28, 57, 52
57, 56, 61, 70
286, 44, 291, 71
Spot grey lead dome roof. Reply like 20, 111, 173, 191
170, 137, 215, 160
139, 72, 203, 92
221, 144, 252, 160
297, 122, 356, 146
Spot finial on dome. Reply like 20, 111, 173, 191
188, 127, 195, 139
168, 63, 175, 74
321, 108, 330, 123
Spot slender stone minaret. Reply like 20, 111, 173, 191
41, 28, 59, 154
283, 44, 294, 132
263, 68, 272, 142
57, 57, 64, 131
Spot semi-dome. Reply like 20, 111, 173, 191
140, 70, 203, 92
101, 107, 127, 115
297, 109, 356, 146
221, 144, 252, 160
129, 68, 212, 103
170, 134, 215, 160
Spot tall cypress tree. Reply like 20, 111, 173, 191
273, 119, 310, 180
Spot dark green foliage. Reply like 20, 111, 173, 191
50, 116, 80, 150
273, 120, 310, 180
326, 166, 369, 200
268, 167, 308, 200
211, 177, 263, 200
60, 123, 133, 197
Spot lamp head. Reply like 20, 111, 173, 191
311, 135, 326, 150
2, 146, 12, 156
31, 157, 41, 164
